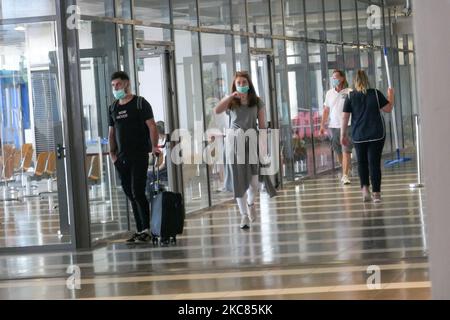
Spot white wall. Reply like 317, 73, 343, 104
138, 57, 165, 123
413, 0, 450, 299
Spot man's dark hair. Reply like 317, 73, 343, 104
111, 71, 130, 82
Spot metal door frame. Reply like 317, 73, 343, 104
249, 49, 282, 187
134, 41, 183, 195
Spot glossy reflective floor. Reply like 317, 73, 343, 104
0, 160, 430, 299
0, 177, 234, 248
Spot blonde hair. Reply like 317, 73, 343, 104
354, 70, 370, 94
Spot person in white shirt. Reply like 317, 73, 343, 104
320, 69, 353, 185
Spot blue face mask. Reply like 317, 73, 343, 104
113, 89, 126, 100
331, 78, 340, 88
236, 86, 250, 94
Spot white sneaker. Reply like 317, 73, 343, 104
240, 216, 250, 229
341, 175, 351, 185
247, 203, 257, 222
373, 193, 382, 203
363, 192, 372, 203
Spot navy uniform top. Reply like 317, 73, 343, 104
343, 89, 389, 143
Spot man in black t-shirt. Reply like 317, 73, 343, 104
108, 71, 160, 243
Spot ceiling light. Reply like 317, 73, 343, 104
14, 26, 26, 31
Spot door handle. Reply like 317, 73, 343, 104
57, 144, 66, 159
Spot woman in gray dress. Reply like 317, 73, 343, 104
214, 71, 267, 229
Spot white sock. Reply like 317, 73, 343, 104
247, 175, 259, 205
236, 194, 248, 216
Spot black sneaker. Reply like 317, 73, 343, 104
135, 232, 151, 243
126, 233, 140, 243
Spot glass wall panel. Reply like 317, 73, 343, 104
0, 0, 55, 19
134, 0, 170, 24
391, 48, 404, 149
234, 35, 250, 72
372, 1, 383, 47
271, 0, 284, 35
172, 0, 198, 27
247, 0, 271, 35
327, 44, 345, 169
327, 44, 344, 75
249, 37, 272, 49
286, 40, 313, 177
283, 0, 305, 38
118, 24, 137, 94
231, 0, 247, 32
250, 37, 272, 49
77, 0, 114, 17
408, 35, 414, 51
343, 45, 360, 84
308, 42, 332, 173
305, 0, 325, 40
324, 0, 342, 42
274, 40, 293, 181
374, 48, 393, 154
360, 47, 375, 86
384, 7, 392, 48
398, 35, 404, 53
135, 26, 171, 43
399, 50, 414, 149
116, 0, 132, 18
357, 0, 372, 45
341, 0, 358, 44
0, 22, 72, 248
201, 33, 234, 204
409, 52, 419, 116
198, 0, 231, 30
174, 30, 209, 212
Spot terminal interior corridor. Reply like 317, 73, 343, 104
0, 160, 429, 300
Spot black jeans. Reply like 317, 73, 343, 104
354, 139, 385, 193
114, 153, 150, 233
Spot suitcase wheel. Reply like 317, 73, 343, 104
170, 236, 177, 245
151, 236, 159, 246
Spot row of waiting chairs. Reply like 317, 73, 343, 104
0, 144, 35, 182
1, 144, 55, 183
86, 155, 101, 183
0, 145, 102, 181
0, 143, 103, 196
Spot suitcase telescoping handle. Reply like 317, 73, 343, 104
152, 153, 160, 194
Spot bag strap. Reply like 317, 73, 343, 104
375, 89, 386, 137
135, 95, 146, 125
137, 96, 143, 110
109, 99, 119, 115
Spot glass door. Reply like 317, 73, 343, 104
78, 20, 130, 243
0, 22, 72, 250
250, 53, 273, 126
250, 51, 281, 187
135, 42, 181, 197
286, 40, 314, 179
